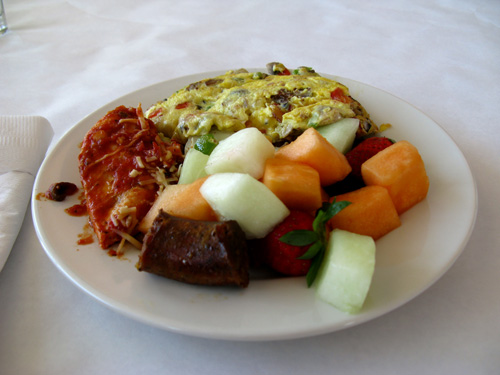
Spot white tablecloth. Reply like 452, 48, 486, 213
1, 0, 499, 374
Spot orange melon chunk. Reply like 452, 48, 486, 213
138, 176, 217, 233
275, 127, 352, 186
262, 158, 323, 212
328, 186, 401, 240
361, 140, 429, 215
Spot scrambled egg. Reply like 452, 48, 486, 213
146, 63, 377, 144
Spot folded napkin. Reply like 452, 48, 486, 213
0, 116, 53, 272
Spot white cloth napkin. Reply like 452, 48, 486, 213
0, 116, 53, 272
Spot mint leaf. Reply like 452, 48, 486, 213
306, 200, 351, 286
297, 241, 323, 260
306, 252, 324, 288
277, 199, 352, 288
277, 200, 351, 287
312, 209, 327, 235
280, 230, 318, 246
313, 200, 351, 231
323, 199, 351, 221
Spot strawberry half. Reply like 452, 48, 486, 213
263, 210, 315, 276
345, 136, 394, 180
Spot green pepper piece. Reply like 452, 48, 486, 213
194, 133, 218, 155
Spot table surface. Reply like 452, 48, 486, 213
1, 0, 499, 374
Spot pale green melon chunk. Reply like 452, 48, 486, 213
317, 118, 359, 154
316, 229, 375, 314
178, 148, 209, 184
200, 173, 289, 239
204, 127, 275, 179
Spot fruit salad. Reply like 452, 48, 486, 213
137, 121, 429, 313
73, 64, 430, 315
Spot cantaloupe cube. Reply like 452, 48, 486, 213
138, 177, 217, 233
361, 140, 429, 215
262, 158, 323, 212
275, 127, 352, 186
328, 186, 401, 240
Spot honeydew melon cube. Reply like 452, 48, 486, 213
178, 148, 209, 184
205, 127, 275, 179
317, 118, 359, 154
316, 229, 375, 314
200, 173, 290, 239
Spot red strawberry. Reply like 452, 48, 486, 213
345, 137, 394, 180
263, 210, 315, 276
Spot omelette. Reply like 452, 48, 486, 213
146, 62, 378, 145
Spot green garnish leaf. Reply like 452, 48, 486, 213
317, 199, 351, 226
278, 199, 351, 288
194, 133, 218, 155
297, 240, 323, 260
306, 253, 324, 287
280, 230, 319, 246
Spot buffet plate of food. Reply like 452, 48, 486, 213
32, 65, 477, 341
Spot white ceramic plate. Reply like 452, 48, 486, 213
32, 70, 477, 341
